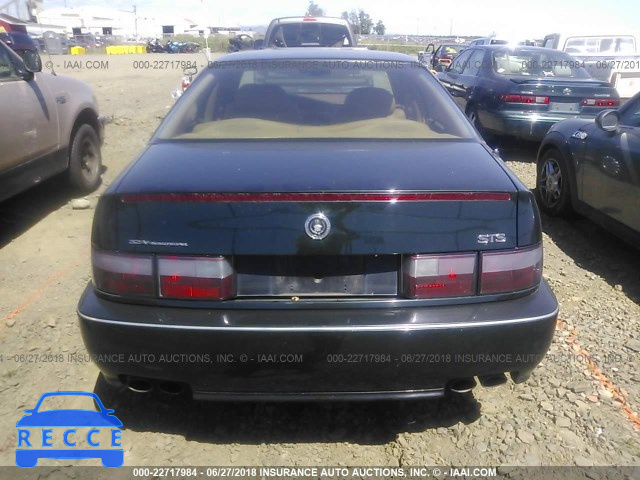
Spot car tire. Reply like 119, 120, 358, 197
68, 124, 102, 193
535, 148, 573, 216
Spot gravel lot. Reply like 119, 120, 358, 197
0, 53, 639, 469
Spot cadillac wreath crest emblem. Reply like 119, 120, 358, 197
305, 213, 331, 240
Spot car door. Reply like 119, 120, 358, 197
20, 59, 59, 161
0, 41, 30, 174
459, 49, 485, 98
438, 49, 474, 110
580, 97, 640, 232
431, 46, 442, 69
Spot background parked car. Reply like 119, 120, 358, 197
0, 26, 40, 61
437, 45, 620, 142
535, 91, 640, 245
262, 16, 356, 48
228, 34, 257, 52
469, 37, 536, 47
0, 39, 104, 202
420, 43, 468, 71
543, 33, 640, 99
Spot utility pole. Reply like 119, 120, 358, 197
120, 5, 138, 38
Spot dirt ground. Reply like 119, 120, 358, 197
1, 53, 639, 469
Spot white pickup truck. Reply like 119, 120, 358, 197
543, 33, 640, 99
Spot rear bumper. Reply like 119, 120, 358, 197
77, 282, 558, 400
482, 111, 596, 141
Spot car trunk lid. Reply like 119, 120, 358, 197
508, 77, 618, 113
95, 140, 519, 257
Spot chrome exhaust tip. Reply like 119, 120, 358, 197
478, 373, 508, 388
126, 377, 153, 393
157, 381, 184, 396
448, 378, 477, 394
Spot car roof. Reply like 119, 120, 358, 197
270, 16, 350, 26
216, 47, 414, 63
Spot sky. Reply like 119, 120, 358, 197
43, 0, 640, 38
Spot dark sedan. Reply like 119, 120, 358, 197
536, 92, 640, 245
0, 29, 40, 60
77, 48, 558, 401
437, 46, 620, 141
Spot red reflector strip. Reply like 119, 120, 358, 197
121, 192, 512, 203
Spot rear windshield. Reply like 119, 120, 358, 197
492, 50, 591, 78
155, 60, 476, 141
269, 23, 352, 47
564, 36, 636, 55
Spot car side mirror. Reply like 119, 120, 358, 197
424, 43, 435, 54
23, 49, 42, 73
595, 109, 620, 133
253, 39, 263, 49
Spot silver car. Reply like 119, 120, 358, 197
0, 40, 103, 202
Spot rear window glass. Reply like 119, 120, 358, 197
269, 23, 352, 47
155, 60, 476, 141
564, 36, 636, 55
492, 50, 590, 78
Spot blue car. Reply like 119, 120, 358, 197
15, 391, 123, 468
535, 92, 640, 245
437, 45, 620, 141
77, 48, 558, 401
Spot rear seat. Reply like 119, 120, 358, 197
225, 84, 300, 123
342, 87, 395, 122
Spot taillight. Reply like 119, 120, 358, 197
403, 254, 476, 298
480, 244, 542, 295
158, 256, 234, 300
403, 244, 543, 299
581, 98, 620, 107
501, 94, 549, 104
92, 250, 235, 300
93, 251, 154, 296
